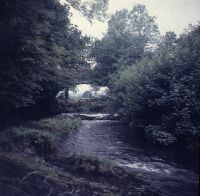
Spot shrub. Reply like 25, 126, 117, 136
145, 125, 177, 146
0, 116, 81, 155
109, 25, 200, 150
0, 126, 56, 155
29, 116, 81, 133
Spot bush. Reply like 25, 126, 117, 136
109, 25, 200, 151
29, 116, 81, 132
63, 99, 108, 113
145, 125, 177, 146
0, 126, 56, 155
0, 116, 81, 155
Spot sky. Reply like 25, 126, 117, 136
68, 0, 200, 39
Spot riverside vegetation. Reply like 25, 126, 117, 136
0, 0, 199, 195
91, 6, 200, 152
0, 116, 162, 196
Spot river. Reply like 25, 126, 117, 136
61, 114, 199, 196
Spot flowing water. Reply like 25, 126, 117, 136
61, 115, 199, 196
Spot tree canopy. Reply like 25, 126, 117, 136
109, 24, 200, 149
62, 0, 109, 21
0, 0, 89, 123
91, 4, 160, 85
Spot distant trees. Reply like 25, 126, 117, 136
63, 0, 109, 21
91, 4, 159, 85
0, 0, 89, 124
90, 3, 199, 150
109, 25, 200, 150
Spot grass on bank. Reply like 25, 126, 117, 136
0, 153, 60, 179
0, 116, 160, 196
0, 114, 129, 180
0, 153, 125, 196
66, 154, 129, 178
0, 116, 82, 195
0, 116, 81, 155
29, 116, 81, 132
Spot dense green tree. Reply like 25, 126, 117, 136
91, 4, 160, 85
109, 25, 200, 150
0, 0, 88, 123
61, 0, 109, 21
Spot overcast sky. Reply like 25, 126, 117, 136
69, 0, 200, 39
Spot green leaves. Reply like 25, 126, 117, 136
145, 125, 177, 146
65, 0, 109, 22
109, 25, 200, 150
0, 0, 90, 121
92, 4, 159, 85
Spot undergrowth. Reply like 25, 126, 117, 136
0, 116, 81, 156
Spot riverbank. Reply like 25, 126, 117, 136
0, 115, 163, 196
0, 153, 163, 196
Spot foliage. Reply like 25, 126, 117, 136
0, 0, 88, 124
65, 154, 127, 178
61, 98, 109, 113
0, 116, 81, 154
63, 0, 109, 21
0, 126, 57, 155
29, 116, 81, 132
91, 4, 159, 85
109, 25, 200, 149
